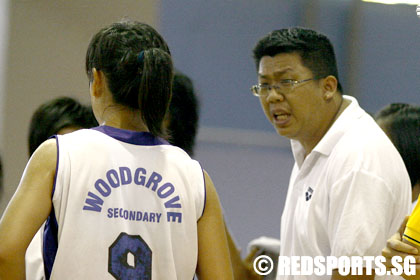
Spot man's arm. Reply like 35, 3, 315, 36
328, 168, 410, 279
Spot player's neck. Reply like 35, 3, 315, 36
412, 182, 420, 203
100, 105, 149, 132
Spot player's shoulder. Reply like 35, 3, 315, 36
59, 127, 99, 138
162, 144, 190, 157
161, 144, 202, 169
30, 138, 57, 172
57, 127, 105, 144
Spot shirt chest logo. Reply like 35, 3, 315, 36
305, 186, 314, 201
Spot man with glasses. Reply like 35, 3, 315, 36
250, 27, 411, 279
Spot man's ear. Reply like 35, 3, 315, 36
322, 75, 338, 101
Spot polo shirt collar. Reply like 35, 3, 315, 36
291, 95, 365, 167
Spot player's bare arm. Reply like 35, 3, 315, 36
196, 170, 234, 280
0, 139, 56, 279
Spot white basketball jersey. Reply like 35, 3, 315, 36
43, 126, 205, 279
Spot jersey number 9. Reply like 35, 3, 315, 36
108, 232, 152, 279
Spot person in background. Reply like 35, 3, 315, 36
379, 103, 420, 279
374, 103, 420, 207
165, 71, 199, 157
28, 96, 98, 156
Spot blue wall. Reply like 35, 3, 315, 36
355, 2, 420, 113
160, 0, 420, 254
161, 0, 302, 131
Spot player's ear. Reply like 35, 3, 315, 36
90, 68, 105, 98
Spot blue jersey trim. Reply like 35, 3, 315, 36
43, 208, 59, 279
43, 135, 60, 279
200, 168, 206, 219
92, 125, 169, 146
49, 135, 59, 196
198, 163, 207, 219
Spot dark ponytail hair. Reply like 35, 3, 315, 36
85, 21, 173, 138
139, 48, 173, 138
375, 103, 420, 187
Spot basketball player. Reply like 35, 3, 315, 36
377, 104, 420, 279
382, 216, 420, 279
24, 73, 241, 280
0, 21, 233, 279
251, 27, 410, 279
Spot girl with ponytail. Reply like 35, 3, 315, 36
0, 21, 233, 280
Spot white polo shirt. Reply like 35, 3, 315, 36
278, 95, 411, 279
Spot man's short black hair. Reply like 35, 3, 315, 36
253, 27, 342, 93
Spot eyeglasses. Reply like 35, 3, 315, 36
250, 78, 316, 97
